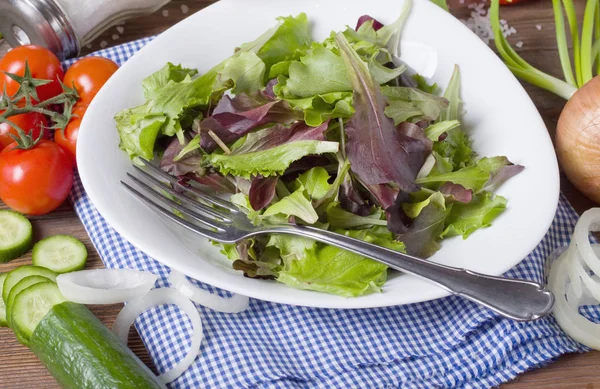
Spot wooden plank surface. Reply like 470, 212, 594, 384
0, 0, 599, 388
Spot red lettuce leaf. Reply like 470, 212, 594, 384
356, 15, 384, 31
199, 92, 302, 152
336, 34, 431, 192
160, 137, 203, 177
249, 176, 278, 211
439, 182, 473, 204
385, 191, 411, 234
364, 183, 399, 210
339, 176, 371, 216
182, 173, 236, 194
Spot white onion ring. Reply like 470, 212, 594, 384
112, 288, 203, 384
573, 208, 600, 275
168, 271, 249, 313
548, 249, 600, 349
56, 269, 157, 304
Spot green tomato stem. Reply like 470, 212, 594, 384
552, 0, 577, 87
581, 0, 598, 84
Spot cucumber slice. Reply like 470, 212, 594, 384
6, 275, 53, 329
0, 210, 33, 263
32, 235, 88, 273
11, 281, 65, 344
31, 302, 165, 389
3, 265, 58, 303
0, 273, 7, 327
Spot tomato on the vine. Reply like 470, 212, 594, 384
54, 118, 80, 166
0, 112, 49, 150
0, 140, 73, 216
0, 45, 64, 102
64, 57, 119, 104
72, 103, 88, 120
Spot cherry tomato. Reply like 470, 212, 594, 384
64, 57, 119, 104
72, 103, 88, 120
0, 140, 73, 216
0, 45, 64, 102
0, 112, 49, 150
54, 118, 80, 166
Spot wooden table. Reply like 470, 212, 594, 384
0, 0, 599, 387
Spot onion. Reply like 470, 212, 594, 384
546, 209, 600, 349
556, 78, 600, 204
112, 288, 203, 384
56, 268, 157, 304
168, 271, 249, 313
491, 0, 600, 203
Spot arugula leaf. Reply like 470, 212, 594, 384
442, 192, 507, 239
326, 203, 388, 229
400, 192, 451, 257
416, 156, 516, 192
337, 33, 430, 192
424, 120, 460, 141
142, 62, 198, 99
440, 65, 461, 121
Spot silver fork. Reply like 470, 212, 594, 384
121, 160, 554, 321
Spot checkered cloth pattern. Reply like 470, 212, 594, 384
67, 38, 593, 389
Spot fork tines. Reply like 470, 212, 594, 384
120, 159, 236, 240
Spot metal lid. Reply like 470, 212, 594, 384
0, 0, 79, 60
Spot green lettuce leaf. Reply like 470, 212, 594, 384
116, 109, 166, 160
276, 229, 392, 297
412, 74, 439, 94
240, 13, 313, 79
294, 167, 332, 201
432, 127, 475, 170
440, 65, 461, 121
220, 51, 266, 94
263, 186, 319, 224
416, 156, 514, 192
142, 62, 198, 99
441, 192, 507, 239
382, 86, 449, 125
284, 91, 354, 126
208, 140, 338, 178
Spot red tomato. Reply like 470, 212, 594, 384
0, 140, 73, 216
64, 57, 119, 104
0, 45, 64, 102
0, 112, 49, 150
54, 118, 80, 166
72, 103, 88, 120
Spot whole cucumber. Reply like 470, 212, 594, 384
30, 302, 165, 389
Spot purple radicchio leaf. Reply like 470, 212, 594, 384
356, 15, 384, 31
160, 137, 204, 177
199, 91, 302, 152
439, 182, 473, 204
336, 33, 431, 192
249, 176, 278, 211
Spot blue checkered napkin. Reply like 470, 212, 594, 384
69, 39, 592, 389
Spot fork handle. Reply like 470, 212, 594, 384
265, 225, 554, 321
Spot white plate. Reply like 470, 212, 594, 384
77, 0, 559, 309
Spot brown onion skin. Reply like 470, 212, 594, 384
556, 76, 600, 204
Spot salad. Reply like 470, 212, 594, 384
116, 2, 523, 298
